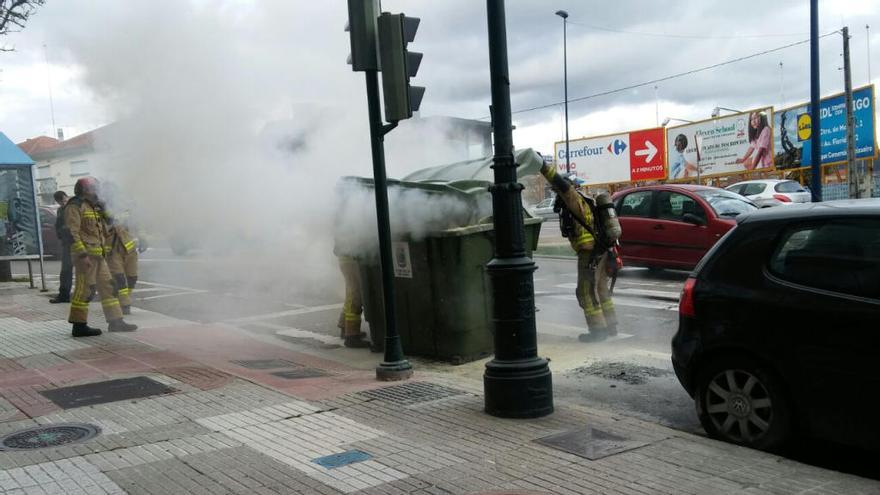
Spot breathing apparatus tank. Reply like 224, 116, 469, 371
595, 192, 622, 243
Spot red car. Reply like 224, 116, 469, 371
611, 185, 757, 270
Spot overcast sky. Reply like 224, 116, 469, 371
1, 0, 879, 158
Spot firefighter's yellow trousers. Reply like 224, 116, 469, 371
69, 255, 123, 323
576, 249, 617, 331
337, 256, 363, 338
107, 249, 138, 307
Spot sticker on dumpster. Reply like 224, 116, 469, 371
393, 242, 413, 278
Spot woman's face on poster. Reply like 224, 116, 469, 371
750, 112, 760, 129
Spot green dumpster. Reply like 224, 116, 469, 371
351, 150, 545, 364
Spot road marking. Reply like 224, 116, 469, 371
138, 280, 209, 292
140, 290, 209, 301
548, 294, 677, 311
244, 321, 341, 346
613, 288, 679, 301
222, 303, 344, 324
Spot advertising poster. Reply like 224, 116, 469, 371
554, 127, 667, 186
665, 107, 774, 180
0, 166, 40, 259
773, 85, 877, 169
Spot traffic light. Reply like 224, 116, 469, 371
377, 12, 424, 122
346, 0, 380, 72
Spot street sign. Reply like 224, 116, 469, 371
554, 127, 667, 186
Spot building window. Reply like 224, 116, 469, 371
36, 165, 50, 179
70, 160, 90, 177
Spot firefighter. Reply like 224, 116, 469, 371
66, 177, 137, 337
540, 164, 617, 342
333, 179, 370, 349
102, 206, 139, 316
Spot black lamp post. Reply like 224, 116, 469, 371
556, 10, 570, 175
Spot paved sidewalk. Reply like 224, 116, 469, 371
0, 284, 877, 494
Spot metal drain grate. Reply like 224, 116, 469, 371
271, 368, 329, 380
356, 382, 465, 406
232, 359, 300, 369
40, 377, 176, 409
534, 426, 649, 460
0, 423, 101, 451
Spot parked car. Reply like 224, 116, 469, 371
528, 197, 556, 221
672, 199, 880, 452
725, 179, 811, 208
38, 205, 62, 259
611, 185, 756, 270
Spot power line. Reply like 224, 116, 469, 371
567, 20, 808, 40
476, 31, 839, 120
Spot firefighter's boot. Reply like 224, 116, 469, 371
72, 322, 102, 337
108, 319, 137, 332
344, 335, 371, 348
578, 330, 608, 343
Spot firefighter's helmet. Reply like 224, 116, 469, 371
74, 177, 99, 197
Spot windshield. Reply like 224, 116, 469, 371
696, 189, 757, 217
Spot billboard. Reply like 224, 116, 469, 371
665, 107, 774, 180
773, 84, 877, 169
0, 166, 41, 259
554, 127, 667, 186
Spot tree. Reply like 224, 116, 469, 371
1, 0, 45, 51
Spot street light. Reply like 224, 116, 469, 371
711, 106, 742, 118
555, 9, 570, 175
661, 117, 694, 126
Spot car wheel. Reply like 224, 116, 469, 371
695, 356, 792, 451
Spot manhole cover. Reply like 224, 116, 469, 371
232, 359, 299, 369
0, 423, 101, 451
534, 426, 649, 460
357, 382, 464, 406
271, 368, 329, 379
40, 377, 176, 409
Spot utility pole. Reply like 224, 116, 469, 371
809, 0, 822, 202
842, 27, 859, 199
483, 0, 553, 419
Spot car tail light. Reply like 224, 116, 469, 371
680, 277, 697, 317
773, 194, 792, 202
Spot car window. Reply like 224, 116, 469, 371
774, 181, 805, 193
656, 191, 706, 223
725, 184, 743, 194
769, 219, 880, 300
695, 189, 757, 217
618, 191, 653, 218
536, 198, 553, 208
741, 183, 767, 196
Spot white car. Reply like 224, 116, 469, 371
725, 179, 811, 208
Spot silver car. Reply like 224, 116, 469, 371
725, 179, 811, 208
528, 197, 556, 220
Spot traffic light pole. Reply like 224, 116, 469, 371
364, 69, 412, 381
483, 0, 553, 419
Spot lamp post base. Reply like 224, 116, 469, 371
484, 357, 553, 418
376, 360, 413, 381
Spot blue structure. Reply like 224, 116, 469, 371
0, 132, 46, 290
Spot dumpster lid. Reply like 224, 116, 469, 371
402, 148, 544, 183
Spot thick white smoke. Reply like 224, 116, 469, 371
44, 1, 481, 303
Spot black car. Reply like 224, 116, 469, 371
672, 199, 880, 452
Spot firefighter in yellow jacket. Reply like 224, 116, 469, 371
540, 164, 617, 342
99, 200, 139, 316
66, 177, 137, 337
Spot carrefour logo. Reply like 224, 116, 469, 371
560, 145, 604, 160
607, 139, 627, 155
